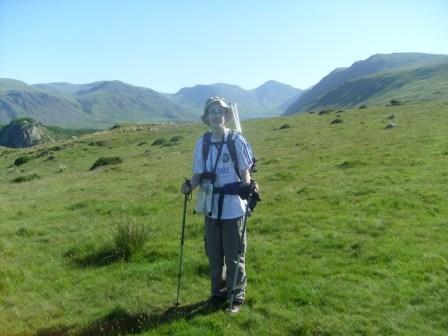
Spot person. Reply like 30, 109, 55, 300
180, 97, 254, 311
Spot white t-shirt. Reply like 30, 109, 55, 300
193, 129, 253, 219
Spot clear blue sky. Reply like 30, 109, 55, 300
1, 0, 447, 93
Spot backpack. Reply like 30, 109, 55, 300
202, 129, 256, 180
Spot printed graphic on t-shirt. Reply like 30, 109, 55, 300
216, 166, 231, 177
222, 153, 230, 163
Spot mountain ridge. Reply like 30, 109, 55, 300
0, 79, 302, 128
284, 52, 448, 114
3, 52, 448, 127
302, 62, 448, 110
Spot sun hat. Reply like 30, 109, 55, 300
201, 97, 234, 125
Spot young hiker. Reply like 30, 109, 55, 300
180, 97, 255, 311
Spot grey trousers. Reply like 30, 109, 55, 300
204, 216, 246, 301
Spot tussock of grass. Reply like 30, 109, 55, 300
14, 156, 32, 166
88, 140, 112, 147
151, 138, 166, 146
169, 135, 183, 142
90, 156, 122, 170
336, 160, 366, 169
389, 98, 403, 106
11, 173, 40, 183
278, 123, 291, 129
64, 217, 151, 266
16, 227, 32, 237
112, 217, 150, 261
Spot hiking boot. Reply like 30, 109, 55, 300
227, 299, 244, 313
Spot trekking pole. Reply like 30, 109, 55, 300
229, 194, 250, 311
176, 179, 191, 306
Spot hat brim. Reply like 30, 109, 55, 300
202, 99, 234, 125
201, 108, 233, 125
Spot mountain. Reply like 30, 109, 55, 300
0, 80, 102, 128
0, 80, 198, 128
33, 82, 86, 94
172, 81, 302, 118
300, 62, 448, 110
284, 53, 448, 114
253, 80, 302, 109
0, 79, 301, 128
63, 80, 197, 123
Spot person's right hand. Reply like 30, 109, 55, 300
180, 181, 192, 194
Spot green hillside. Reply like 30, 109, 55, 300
0, 79, 109, 128
305, 62, 448, 110
0, 79, 41, 92
285, 53, 448, 114
0, 80, 198, 129
72, 81, 197, 123
1, 102, 447, 335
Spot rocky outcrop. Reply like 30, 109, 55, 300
0, 118, 45, 148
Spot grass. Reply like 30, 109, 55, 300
112, 217, 151, 261
90, 156, 123, 170
14, 155, 32, 166
0, 101, 447, 335
11, 173, 40, 183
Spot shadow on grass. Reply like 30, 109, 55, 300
36, 327, 71, 336
64, 246, 124, 268
36, 300, 224, 336
79, 301, 222, 335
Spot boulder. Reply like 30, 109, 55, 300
0, 118, 45, 148
385, 122, 398, 129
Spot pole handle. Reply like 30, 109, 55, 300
184, 178, 192, 200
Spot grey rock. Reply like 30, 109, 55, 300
385, 122, 398, 129
0, 118, 45, 148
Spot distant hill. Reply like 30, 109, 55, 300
0, 79, 301, 128
33, 82, 86, 94
284, 53, 448, 114
30, 80, 196, 127
253, 80, 302, 111
172, 81, 302, 118
301, 62, 448, 110
0, 80, 102, 128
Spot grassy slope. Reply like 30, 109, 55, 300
285, 53, 448, 115
0, 102, 447, 335
306, 63, 448, 111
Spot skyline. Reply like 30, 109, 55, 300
1, 0, 447, 93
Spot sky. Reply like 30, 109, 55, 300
0, 0, 447, 93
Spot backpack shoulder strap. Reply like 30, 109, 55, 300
227, 130, 241, 179
202, 131, 212, 170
